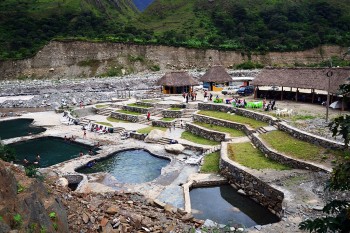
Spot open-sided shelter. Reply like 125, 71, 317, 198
157, 71, 199, 94
200, 66, 233, 91
252, 67, 350, 103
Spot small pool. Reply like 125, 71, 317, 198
8, 137, 95, 168
190, 185, 279, 227
77, 149, 170, 184
0, 118, 46, 140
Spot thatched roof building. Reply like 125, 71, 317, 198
200, 66, 232, 83
157, 71, 199, 87
252, 67, 350, 94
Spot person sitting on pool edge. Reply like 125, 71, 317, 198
79, 151, 84, 157
88, 149, 94, 156
86, 160, 96, 168
23, 157, 29, 165
33, 154, 41, 165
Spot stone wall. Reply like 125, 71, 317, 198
278, 122, 344, 150
73, 107, 96, 117
198, 103, 233, 113
110, 111, 142, 122
170, 104, 186, 109
135, 102, 155, 108
130, 132, 147, 140
220, 142, 284, 218
193, 114, 252, 135
162, 109, 183, 118
250, 133, 330, 172
122, 105, 152, 114
152, 120, 173, 128
185, 122, 227, 142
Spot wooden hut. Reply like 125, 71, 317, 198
157, 71, 199, 94
252, 67, 350, 103
200, 66, 233, 91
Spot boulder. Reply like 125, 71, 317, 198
56, 177, 69, 187
144, 129, 166, 143
164, 144, 185, 154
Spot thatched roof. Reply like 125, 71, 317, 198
252, 67, 350, 94
200, 66, 232, 83
156, 71, 199, 87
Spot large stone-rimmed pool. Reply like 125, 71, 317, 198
0, 118, 46, 140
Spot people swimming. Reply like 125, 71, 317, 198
86, 160, 96, 168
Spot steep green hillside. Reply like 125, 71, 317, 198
0, 0, 140, 60
136, 0, 350, 51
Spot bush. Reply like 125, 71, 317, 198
0, 143, 16, 162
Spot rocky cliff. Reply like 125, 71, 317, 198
0, 41, 348, 79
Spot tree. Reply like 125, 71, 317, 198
299, 84, 350, 233
0, 141, 16, 162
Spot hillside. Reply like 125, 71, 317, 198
132, 0, 154, 11
1, 0, 350, 61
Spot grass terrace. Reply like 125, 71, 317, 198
161, 118, 176, 122
106, 117, 129, 123
137, 126, 167, 134
260, 131, 339, 162
228, 143, 290, 170
95, 104, 109, 108
95, 122, 113, 127
181, 131, 220, 146
200, 152, 220, 173
198, 111, 268, 129
116, 110, 142, 115
193, 122, 246, 137
127, 103, 149, 108
169, 107, 183, 110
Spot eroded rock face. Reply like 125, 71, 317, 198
164, 144, 185, 154
144, 129, 166, 143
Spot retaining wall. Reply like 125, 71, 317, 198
152, 120, 173, 128
162, 109, 183, 118
110, 112, 142, 122
122, 105, 152, 114
278, 122, 344, 150
135, 102, 155, 108
220, 142, 284, 217
186, 122, 227, 142
130, 132, 147, 140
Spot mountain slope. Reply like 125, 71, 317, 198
132, 0, 154, 11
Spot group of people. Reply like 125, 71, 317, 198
23, 154, 41, 166
64, 135, 76, 142
204, 91, 213, 102
263, 98, 276, 111
182, 91, 197, 103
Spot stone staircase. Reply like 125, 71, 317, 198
146, 137, 171, 145
256, 127, 268, 134
202, 145, 222, 156
174, 119, 189, 128
113, 127, 126, 136
97, 108, 114, 116
152, 108, 164, 118
79, 118, 91, 126
138, 117, 153, 125
181, 109, 197, 118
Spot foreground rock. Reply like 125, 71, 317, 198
165, 144, 185, 154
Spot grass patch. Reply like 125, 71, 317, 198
116, 110, 142, 115
181, 131, 220, 146
95, 104, 109, 108
198, 111, 268, 129
194, 122, 246, 137
106, 116, 129, 123
291, 115, 317, 121
228, 143, 290, 170
127, 103, 149, 108
161, 118, 175, 122
137, 126, 167, 134
95, 122, 113, 127
260, 131, 340, 161
200, 152, 220, 173
169, 107, 182, 110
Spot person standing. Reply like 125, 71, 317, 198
147, 111, 151, 121
186, 93, 189, 103
83, 129, 87, 139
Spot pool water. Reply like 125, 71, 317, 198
9, 137, 95, 168
190, 185, 279, 227
77, 149, 170, 183
0, 118, 46, 140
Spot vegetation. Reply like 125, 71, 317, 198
299, 84, 350, 232
17, 183, 25, 194
194, 122, 246, 137
198, 110, 268, 129
200, 152, 220, 173
161, 118, 175, 122
137, 126, 166, 134
95, 122, 113, 127
13, 213, 22, 228
106, 117, 129, 123
116, 110, 142, 115
25, 165, 40, 178
260, 131, 339, 161
1, 0, 350, 60
0, 142, 16, 162
228, 143, 290, 170
169, 107, 182, 110
181, 131, 220, 146
127, 103, 149, 108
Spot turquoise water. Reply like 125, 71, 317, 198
9, 137, 95, 168
190, 185, 279, 227
0, 118, 46, 140
77, 149, 170, 183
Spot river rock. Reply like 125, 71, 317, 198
56, 177, 69, 187
164, 144, 185, 154
144, 129, 166, 142
203, 219, 217, 228
106, 206, 119, 214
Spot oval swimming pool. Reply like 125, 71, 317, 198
76, 149, 170, 184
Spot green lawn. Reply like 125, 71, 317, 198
180, 131, 220, 146
106, 116, 129, 123
169, 107, 182, 110
95, 121, 113, 127
200, 152, 220, 173
127, 103, 149, 108
198, 111, 268, 129
260, 131, 339, 161
95, 104, 109, 108
137, 126, 167, 134
228, 143, 290, 170
194, 122, 246, 137
161, 118, 176, 122
116, 110, 142, 115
